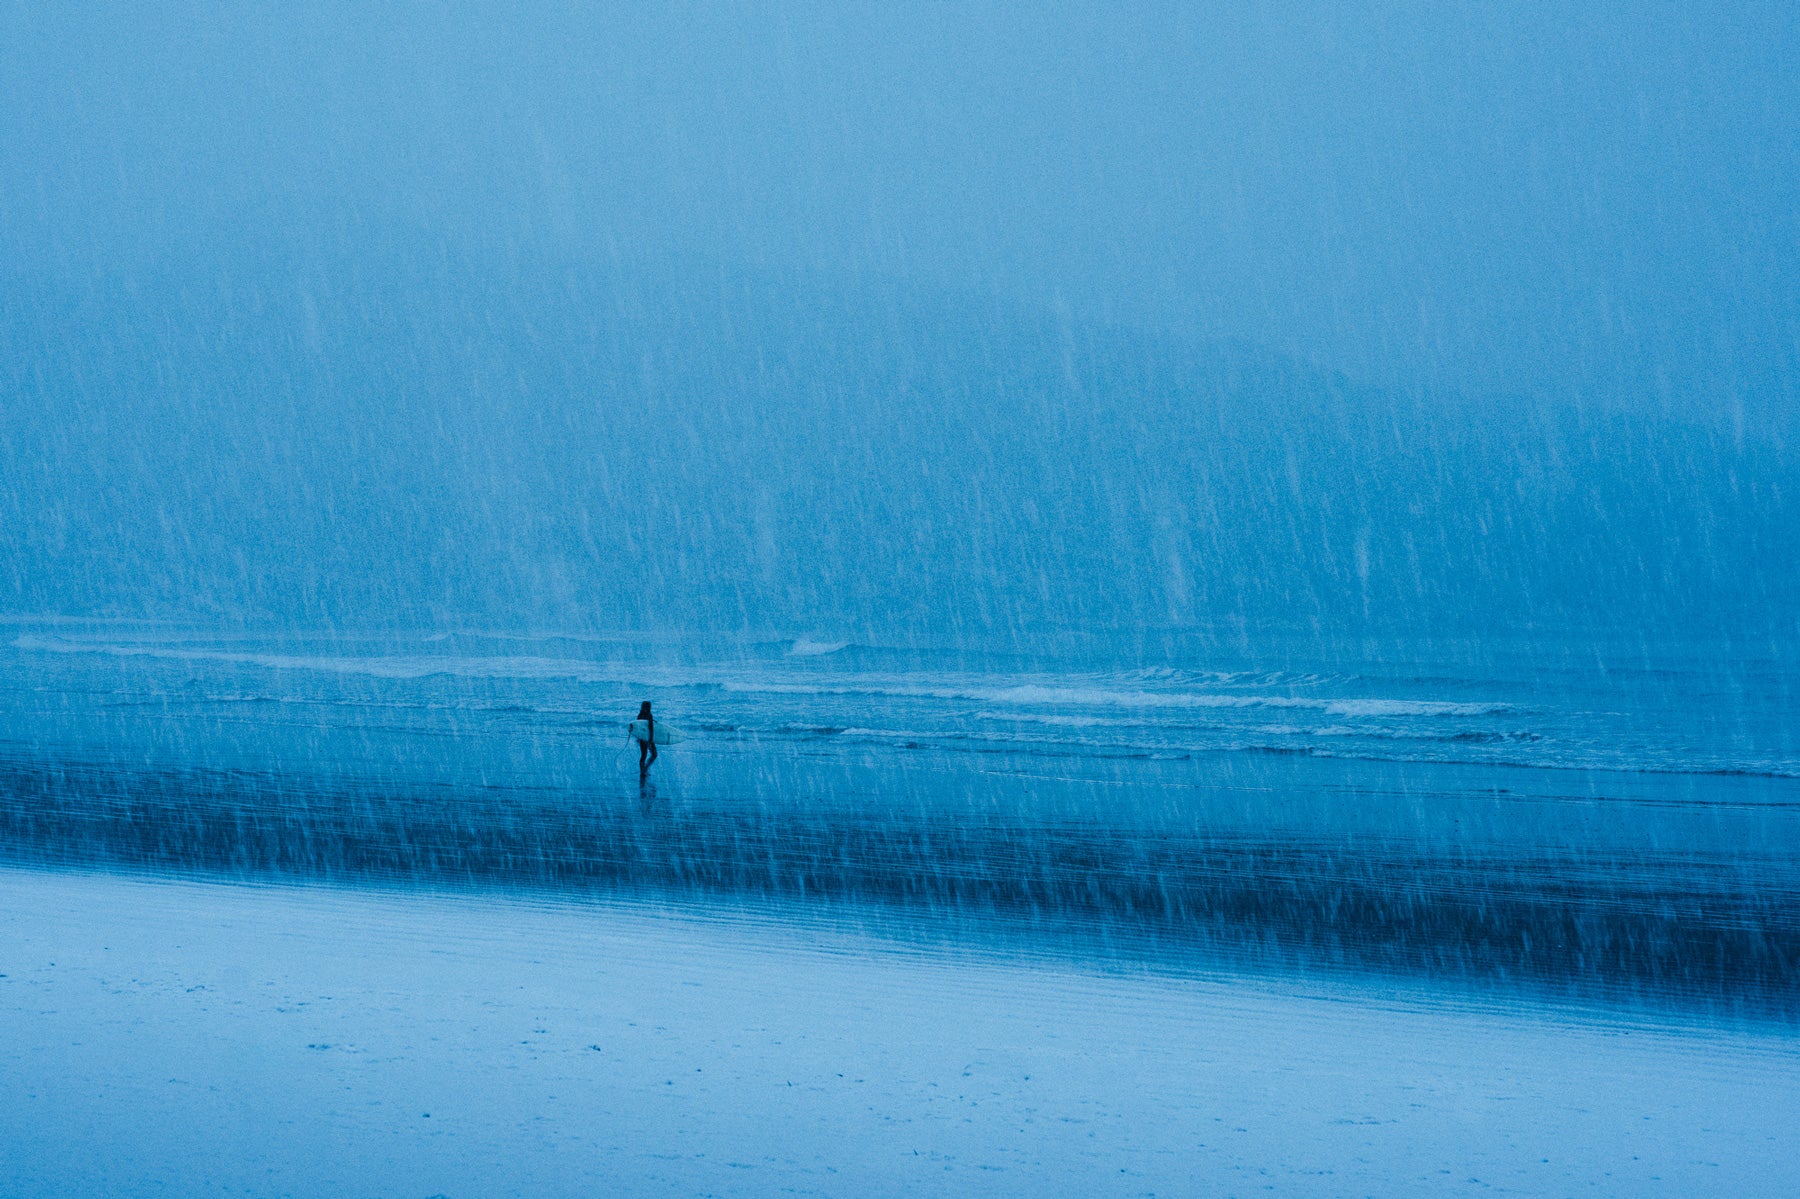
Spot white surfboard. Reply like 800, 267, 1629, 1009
628, 719, 683, 745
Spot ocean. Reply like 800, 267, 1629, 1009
3, 623, 1795, 1014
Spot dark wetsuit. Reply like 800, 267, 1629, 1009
636, 714, 658, 777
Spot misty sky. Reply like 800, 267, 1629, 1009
5, 0, 1796, 402
3, 2, 1796, 637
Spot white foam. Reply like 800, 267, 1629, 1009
1322, 698, 1512, 718
17, 635, 625, 683
787, 638, 850, 657
17, 635, 1511, 722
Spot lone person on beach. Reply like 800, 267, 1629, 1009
632, 700, 659, 779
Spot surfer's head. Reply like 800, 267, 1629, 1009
637, 701, 653, 720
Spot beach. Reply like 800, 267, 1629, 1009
4, 865, 1795, 1197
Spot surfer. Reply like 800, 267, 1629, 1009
632, 700, 659, 779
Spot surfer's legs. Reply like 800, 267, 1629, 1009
637, 739, 658, 776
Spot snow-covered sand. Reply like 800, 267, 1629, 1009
2, 866, 1793, 1197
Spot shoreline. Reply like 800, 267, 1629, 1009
5, 750, 1796, 1017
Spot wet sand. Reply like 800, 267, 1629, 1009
3, 866, 1794, 1197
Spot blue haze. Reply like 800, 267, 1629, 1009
2, 1, 1797, 644
2, 3, 1800, 1032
